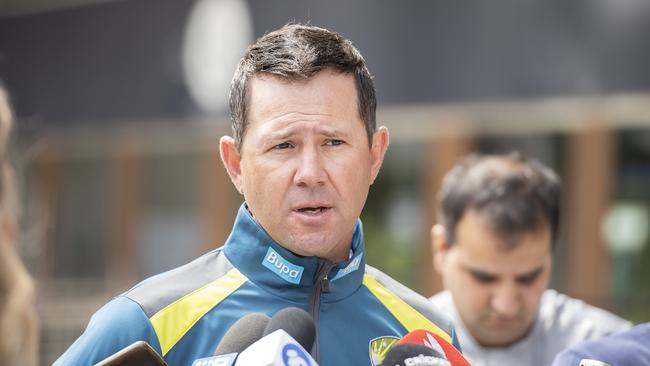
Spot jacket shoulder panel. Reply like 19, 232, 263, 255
363, 265, 454, 339
53, 296, 159, 365
125, 248, 235, 317
126, 248, 250, 356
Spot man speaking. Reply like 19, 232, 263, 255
54, 23, 460, 366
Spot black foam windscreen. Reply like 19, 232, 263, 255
214, 312, 271, 355
380, 343, 449, 366
263, 307, 316, 352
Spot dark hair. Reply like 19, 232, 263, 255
229, 23, 376, 149
438, 152, 561, 250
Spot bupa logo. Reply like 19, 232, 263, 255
281, 344, 312, 366
263, 247, 304, 284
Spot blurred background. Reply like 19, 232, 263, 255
1, 0, 650, 364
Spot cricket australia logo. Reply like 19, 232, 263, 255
368, 336, 399, 366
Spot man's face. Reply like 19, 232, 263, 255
220, 69, 388, 262
433, 209, 552, 347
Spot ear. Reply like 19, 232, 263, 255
219, 136, 244, 194
369, 126, 389, 184
431, 224, 451, 275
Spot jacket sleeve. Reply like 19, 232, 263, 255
551, 349, 586, 366
53, 296, 161, 366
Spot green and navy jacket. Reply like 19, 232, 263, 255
55, 204, 460, 366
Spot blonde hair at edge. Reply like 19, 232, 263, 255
0, 87, 38, 366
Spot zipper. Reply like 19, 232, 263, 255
308, 259, 334, 362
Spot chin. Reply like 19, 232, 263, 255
476, 336, 518, 348
473, 325, 528, 348
488, 331, 528, 347
289, 234, 335, 254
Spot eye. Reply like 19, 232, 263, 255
516, 270, 542, 286
470, 271, 497, 284
326, 139, 344, 146
274, 142, 293, 150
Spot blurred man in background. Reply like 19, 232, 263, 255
429, 152, 631, 366
55, 24, 461, 366
0, 86, 38, 366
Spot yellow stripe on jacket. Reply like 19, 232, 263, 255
363, 274, 452, 344
150, 268, 248, 356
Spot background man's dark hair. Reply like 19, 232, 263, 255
438, 152, 561, 249
229, 23, 376, 150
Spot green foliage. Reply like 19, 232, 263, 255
362, 213, 416, 289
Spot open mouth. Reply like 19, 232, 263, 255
296, 206, 329, 214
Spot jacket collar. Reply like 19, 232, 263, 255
223, 203, 366, 302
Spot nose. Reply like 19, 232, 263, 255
490, 283, 521, 318
293, 146, 327, 187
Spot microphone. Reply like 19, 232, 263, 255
216, 312, 271, 355
191, 312, 270, 366
262, 307, 316, 352
234, 307, 318, 366
396, 329, 470, 366
380, 343, 449, 366
94, 341, 167, 366
234, 329, 318, 366
192, 308, 317, 366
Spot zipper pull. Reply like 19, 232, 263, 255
322, 275, 330, 293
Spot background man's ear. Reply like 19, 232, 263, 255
431, 224, 451, 275
219, 136, 244, 194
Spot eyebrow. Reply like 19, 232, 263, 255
263, 126, 346, 143
320, 128, 343, 138
467, 268, 497, 282
465, 265, 545, 282
515, 266, 545, 282
264, 130, 294, 144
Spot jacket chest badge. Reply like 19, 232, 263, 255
369, 335, 399, 365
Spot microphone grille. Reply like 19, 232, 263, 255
214, 312, 270, 355
263, 307, 316, 352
